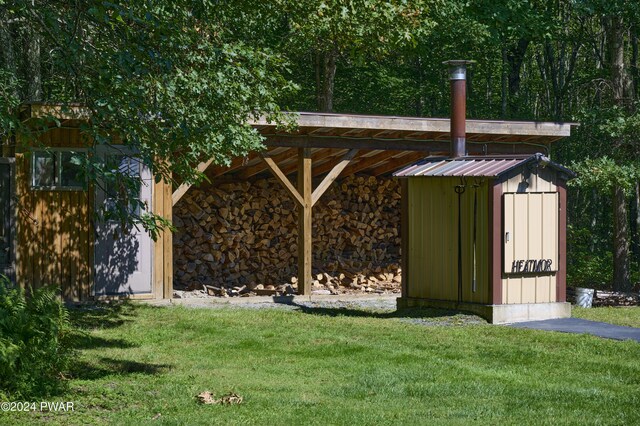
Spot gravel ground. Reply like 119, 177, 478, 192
159, 296, 487, 326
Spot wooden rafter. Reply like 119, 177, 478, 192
311, 149, 353, 177
238, 148, 295, 179
341, 150, 404, 176
311, 149, 358, 206
207, 154, 255, 179
172, 158, 215, 206
278, 148, 338, 176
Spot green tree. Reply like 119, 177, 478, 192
0, 0, 295, 230
277, 0, 435, 112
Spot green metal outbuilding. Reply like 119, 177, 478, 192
395, 154, 576, 324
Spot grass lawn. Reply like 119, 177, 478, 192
6, 303, 640, 425
572, 306, 640, 327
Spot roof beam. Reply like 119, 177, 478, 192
264, 136, 547, 155
312, 149, 358, 206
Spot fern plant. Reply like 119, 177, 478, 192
0, 277, 75, 399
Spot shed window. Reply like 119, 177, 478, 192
31, 149, 87, 190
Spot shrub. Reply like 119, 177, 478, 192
0, 278, 75, 399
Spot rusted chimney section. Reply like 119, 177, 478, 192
443, 60, 474, 158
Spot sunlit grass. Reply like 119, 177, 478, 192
7, 304, 640, 425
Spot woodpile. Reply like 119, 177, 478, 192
173, 175, 402, 296
567, 287, 640, 307
593, 290, 640, 307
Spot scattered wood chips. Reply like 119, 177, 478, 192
197, 391, 243, 405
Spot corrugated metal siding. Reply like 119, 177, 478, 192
396, 157, 530, 177
501, 168, 558, 304
407, 178, 490, 304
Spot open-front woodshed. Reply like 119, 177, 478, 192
173, 111, 575, 300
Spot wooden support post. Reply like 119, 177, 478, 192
311, 149, 358, 206
260, 147, 355, 296
297, 148, 312, 295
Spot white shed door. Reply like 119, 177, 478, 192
94, 155, 153, 296
503, 192, 558, 274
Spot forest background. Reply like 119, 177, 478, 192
1, 0, 639, 291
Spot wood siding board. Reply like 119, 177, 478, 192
557, 180, 567, 302
491, 181, 502, 305
153, 175, 164, 299
163, 177, 173, 299
400, 179, 409, 298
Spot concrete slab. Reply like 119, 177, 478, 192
510, 317, 640, 342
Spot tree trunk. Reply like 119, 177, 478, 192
590, 189, 597, 253
501, 47, 508, 118
26, 28, 42, 101
506, 38, 530, 117
414, 56, 423, 117
0, 12, 18, 99
631, 25, 638, 99
314, 52, 322, 110
608, 15, 631, 291
316, 50, 337, 112
633, 182, 640, 265
613, 185, 631, 290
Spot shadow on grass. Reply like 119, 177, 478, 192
272, 296, 471, 320
68, 301, 138, 330
66, 302, 173, 381
71, 358, 172, 380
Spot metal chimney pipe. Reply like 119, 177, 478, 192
443, 60, 474, 158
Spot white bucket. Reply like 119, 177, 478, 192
575, 287, 594, 308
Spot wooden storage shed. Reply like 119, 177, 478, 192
394, 154, 576, 323
0, 104, 172, 301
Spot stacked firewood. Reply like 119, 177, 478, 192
173, 175, 402, 295
593, 290, 640, 307
567, 287, 640, 307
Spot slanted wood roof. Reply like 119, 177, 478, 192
202, 112, 574, 181
18, 103, 576, 183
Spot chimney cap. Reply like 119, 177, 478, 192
443, 60, 476, 80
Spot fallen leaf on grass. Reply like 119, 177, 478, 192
197, 391, 243, 405
152, 413, 162, 420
